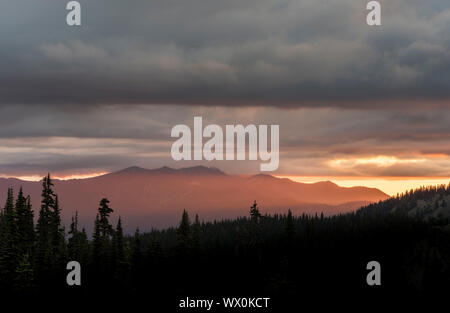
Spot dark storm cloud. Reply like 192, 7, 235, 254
0, 105, 450, 177
1, 1, 450, 178
0, 0, 449, 107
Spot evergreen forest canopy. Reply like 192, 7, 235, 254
0, 174, 449, 308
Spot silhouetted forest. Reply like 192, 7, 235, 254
360, 184, 450, 219
1, 175, 449, 309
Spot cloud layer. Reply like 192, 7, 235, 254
1, 105, 450, 178
0, 1, 449, 179
1, 0, 449, 107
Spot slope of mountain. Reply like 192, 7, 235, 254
359, 184, 450, 219
0, 166, 389, 232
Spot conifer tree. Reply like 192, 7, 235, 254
0, 209, 5, 288
176, 210, 191, 255
68, 212, 79, 254
0, 188, 18, 288
248, 201, 263, 260
146, 237, 164, 265
92, 213, 102, 267
98, 198, 114, 237
35, 174, 67, 283
13, 253, 34, 292
132, 228, 142, 262
131, 228, 143, 284
112, 217, 128, 283
113, 217, 125, 264
36, 175, 55, 278
285, 209, 296, 242
285, 209, 296, 260
50, 195, 65, 248
192, 214, 203, 252
67, 212, 90, 271
4, 187, 16, 233
145, 235, 164, 286
80, 228, 89, 261
15, 189, 35, 256
177, 210, 191, 241
92, 198, 114, 276
52, 195, 67, 271
250, 200, 261, 222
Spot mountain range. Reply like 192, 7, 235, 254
0, 166, 389, 232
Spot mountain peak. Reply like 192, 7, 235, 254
251, 173, 276, 179
112, 165, 225, 176
114, 166, 151, 174
176, 165, 225, 175
314, 180, 338, 187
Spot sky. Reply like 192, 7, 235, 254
0, 0, 449, 195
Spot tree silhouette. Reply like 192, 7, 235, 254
13, 253, 34, 292
176, 210, 191, 255
68, 211, 89, 265
250, 200, 261, 222
15, 188, 34, 256
92, 198, 114, 277
0, 188, 18, 287
285, 209, 296, 241
36, 174, 56, 280
192, 214, 203, 252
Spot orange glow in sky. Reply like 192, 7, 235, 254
276, 176, 450, 196
1, 172, 108, 182
5, 171, 450, 196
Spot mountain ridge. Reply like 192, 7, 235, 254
0, 166, 389, 232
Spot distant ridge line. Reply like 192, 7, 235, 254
110, 165, 226, 176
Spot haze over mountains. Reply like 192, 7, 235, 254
0, 166, 389, 232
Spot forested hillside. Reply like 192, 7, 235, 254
360, 184, 450, 219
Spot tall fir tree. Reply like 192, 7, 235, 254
35, 174, 66, 284
0, 208, 5, 289
248, 201, 263, 261
15, 188, 35, 256
0, 188, 19, 288
177, 210, 191, 242
51, 195, 67, 269
176, 210, 192, 257
112, 217, 125, 265
92, 213, 102, 267
285, 209, 296, 241
68, 211, 89, 265
132, 228, 142, 263
36, 175, 55, 277
192, 214, 203, 253
98, 198, 113, 237
92, 198, 114, 277
13, 253, 35, 292
146, 237, 163, 266
50, 195, 64, 248
131, 228, 143, 284
112, 217, 128, 283
67, 211, 79, 258
250, 200, 261, 222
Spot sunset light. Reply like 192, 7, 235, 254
1, 0, 449, 305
